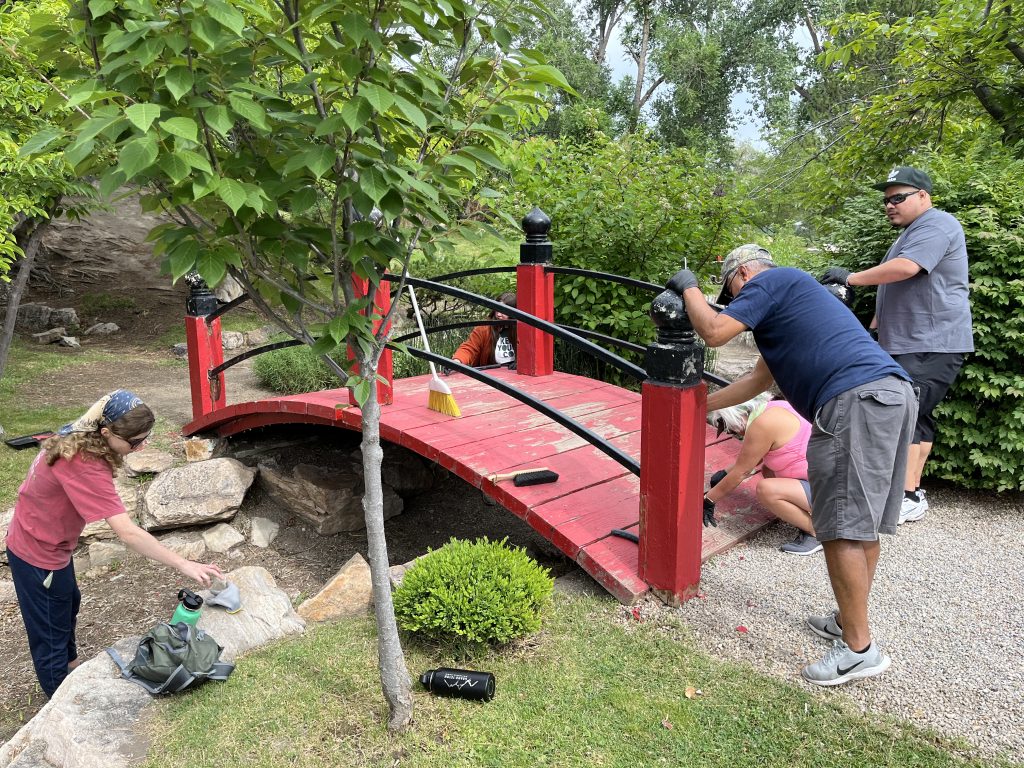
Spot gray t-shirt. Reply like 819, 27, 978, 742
876, 207, 974, 354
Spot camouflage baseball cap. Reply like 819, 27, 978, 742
717, 244, 774, 305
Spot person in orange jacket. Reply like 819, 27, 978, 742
452, 291, 517, 368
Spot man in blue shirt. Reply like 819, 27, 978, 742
667, 245, 916, 685
821, 167, 973, 524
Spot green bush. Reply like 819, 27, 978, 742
393, 537, 554, 652
823, 146, 1024, 491
251, 342, 348, 394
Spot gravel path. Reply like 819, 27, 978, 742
667, 484, 1024, 762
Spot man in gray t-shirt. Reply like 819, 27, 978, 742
822, 166, 974, 524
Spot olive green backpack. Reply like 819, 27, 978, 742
107, 622, 234, 694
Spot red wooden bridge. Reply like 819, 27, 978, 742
183, 209, 776, 604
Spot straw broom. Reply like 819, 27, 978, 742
407, 284, 461, 417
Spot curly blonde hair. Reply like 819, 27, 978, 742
42, 405, 155, 471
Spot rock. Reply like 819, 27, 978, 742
249, 517, 279, 548
141, 458, 255, 531
49, 307, 80, 330
32, 327, 65, 344
157, 533, 206, 561
171, 342, 188, 358
88, 541, 127, 570
202, 523, 245, 553
0, 580, 16, 604
57, 336, 81, 348
124, 448, 173, 476
257, 460, 402, 535
243, 326, 274, 347
0, 507, 13, 564
15, 304, 78, 333
377, 446, 439, 497
183, 437, 217, 462
297, 553, 372, 622
84, 322, 119, 335
213, 274, 245, 304
0, 567, 303, 767
221, 331, 245, 350
388, 557, 423, 589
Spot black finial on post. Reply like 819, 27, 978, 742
520, 206, 552, 264
645, 290, 703, 387
185, 272, 219, 317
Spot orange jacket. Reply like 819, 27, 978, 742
453, 324, 516, 367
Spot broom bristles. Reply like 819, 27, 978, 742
428, 377, 461, 417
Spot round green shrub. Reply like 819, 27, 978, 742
251, 342, 348, 394
393, 537, 554, 650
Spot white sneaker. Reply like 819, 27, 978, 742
801, 640, 891, 686
898, 494, 926, 524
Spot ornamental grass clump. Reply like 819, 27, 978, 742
393, 537, 554, 651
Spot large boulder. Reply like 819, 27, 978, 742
257, 460, 402, 535
80, 475, 144, 542
0, 507, 13, 565
141, 458, 255, 531
297, 553, 372, 622
15, 304, 79, 333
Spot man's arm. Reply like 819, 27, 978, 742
680, 287, 748, 347
848, 257, 922, 286
706, 357, 774, 411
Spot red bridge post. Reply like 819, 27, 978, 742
184, 275, 226, 421
348, 275, 394, 407
516, 207, 554, 376
638, 288, 707, 606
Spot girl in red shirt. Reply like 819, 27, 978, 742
6, 390, 222, 698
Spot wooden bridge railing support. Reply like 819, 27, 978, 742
184, 274, 226, 421
638, 288, 707, 606
516, 207, 554, 376
347, 275, 394, 407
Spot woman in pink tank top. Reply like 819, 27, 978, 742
705, 395, 820, 555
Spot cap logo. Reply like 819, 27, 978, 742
886, 168, 900, 182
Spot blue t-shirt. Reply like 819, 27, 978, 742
723, 268, 908, 421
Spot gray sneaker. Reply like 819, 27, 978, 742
898, 494, 927, 524
780, 532, 823, 556
801, 640, 891, 686
807, 610, 843, 641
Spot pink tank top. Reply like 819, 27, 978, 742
761, 401, 811, 480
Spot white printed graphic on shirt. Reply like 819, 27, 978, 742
494, 331, 515, 365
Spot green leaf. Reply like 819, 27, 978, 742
329, 315, 349, 343
160, 117, 199, 143
164, 67, 194, 102
340, 97, 372, 132
196, 248, 227, 288
99, 168, 126, 199
88, 0, 116, 17
291, 187, 318, 213
205, 105, 234, 137
228, 94, 269, 131
217, 178, 248, 213
18, 128, 63, 158
119, 135, 159, 178
359, 166, 388, 204
207, 0, 246, 36
313, 114, 348, 137
64, 138, 95, 169
459, 144, 504, 171
125, 103, 162, 133
311, 334, 338, 355
178, 149, 213, 174
193, 174, 220, 200
525, 64, 572, 91
360, 83, 394, 114
159, 153, 192, 184
392, 94, 427, 132
305, 146, 336, 178
168, 240, 199, 281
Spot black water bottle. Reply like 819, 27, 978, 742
420, 667, 496, 702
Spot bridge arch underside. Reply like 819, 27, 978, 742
184, 370, 774, 603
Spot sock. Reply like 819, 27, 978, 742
904, 489, 919, 501
852, 643, 871, 654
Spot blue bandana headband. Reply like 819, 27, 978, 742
58, 389, 145, 435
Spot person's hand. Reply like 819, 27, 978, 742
179, 560, 223, 588
709, 469, 727, 488
666, 268, 699, 294
820, 266, 851, 287
702, 494, 718, 527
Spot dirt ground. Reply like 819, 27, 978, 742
0, 204, 572, 742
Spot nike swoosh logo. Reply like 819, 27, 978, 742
837, 660, 865, 675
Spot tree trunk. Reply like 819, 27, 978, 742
0, 217, 49, 379
358, 362, 414, 731
629, 12, 652, 131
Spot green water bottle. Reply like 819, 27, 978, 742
170, 588, 203, 627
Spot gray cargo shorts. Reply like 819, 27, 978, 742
807, 376, 917, 541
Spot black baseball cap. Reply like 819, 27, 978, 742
872, 166, 932, 193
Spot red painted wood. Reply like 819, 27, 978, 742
516, 264, 553, 376
184, 316, 225, 420
183, 369, 777, 605
347, 276, 394, 407
638, 380, 707, 604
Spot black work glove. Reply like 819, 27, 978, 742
702, 494, 718, 527
666, 268, 698, 294
709, 469, 727, 488
820, 266, 851, 287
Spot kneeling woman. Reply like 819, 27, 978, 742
705, 394, 821, 555
6, 390, 223, 698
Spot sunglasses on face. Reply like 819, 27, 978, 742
883, 191, 919, 206
127, 433, 151, 449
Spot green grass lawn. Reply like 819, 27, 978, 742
0, 343, 115, 506
143, 596, 999, 768
155, 309, 268, 350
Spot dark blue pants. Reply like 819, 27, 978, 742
7, 548, 80, 698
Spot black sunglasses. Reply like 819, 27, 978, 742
883, 191, 919, 206
127, 433, 151, 449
